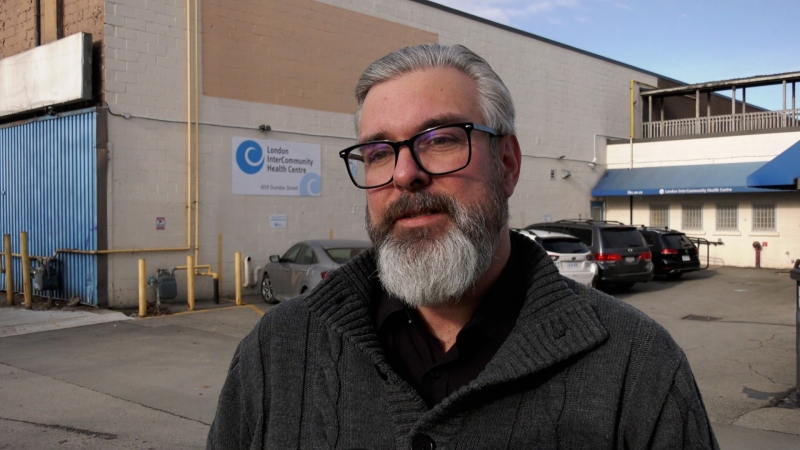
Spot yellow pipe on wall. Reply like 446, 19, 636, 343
194, 0, 200, 263
186, 0, 193, 251
186, 254, 195, 311
138, 259, 147, 317
235, 252, 242, 306
21, 232, 32, 309
3, 234, 13, 306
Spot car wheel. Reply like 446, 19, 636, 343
261, 273, 278, 304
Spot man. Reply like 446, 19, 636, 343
208, 44, 718, 449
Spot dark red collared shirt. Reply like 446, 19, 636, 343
375, 244, 525, 407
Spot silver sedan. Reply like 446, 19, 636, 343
260, 239, 372, 303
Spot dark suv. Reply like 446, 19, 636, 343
525, 220, 653, 289
637, 227, 700, 279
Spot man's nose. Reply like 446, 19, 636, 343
392, 145, 431, 190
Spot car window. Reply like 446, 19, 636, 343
565, 228, 593, 245
540, 238, 590, 254
295, 245, 316, 265
663, 233, 695, 249
325, 247, 369, 264
642, 233, 656, 246
600, 228, 645, 248
282, 244, 303, 263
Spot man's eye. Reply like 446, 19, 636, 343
363, 146, 393, 164
418, 130, 463, 149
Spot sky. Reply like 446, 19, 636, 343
428, 0, 800, 110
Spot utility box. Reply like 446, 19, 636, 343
156, 269, 178, 300
32, 260, 60, 291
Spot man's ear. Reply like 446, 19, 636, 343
498, 134, 522, 198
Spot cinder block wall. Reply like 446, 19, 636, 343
102, 0, 659, 306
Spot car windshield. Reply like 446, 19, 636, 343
601, 229, 645, 248
325, 247, 369, 264
663, 233, 695, 249
541, 238, 589, 254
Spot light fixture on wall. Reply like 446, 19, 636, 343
561, 170, 571, 179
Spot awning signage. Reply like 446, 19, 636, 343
592, 162, 773, 197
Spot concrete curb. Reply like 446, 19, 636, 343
0, 308, 131, 338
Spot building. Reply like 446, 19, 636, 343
1, 0, 796, 307
594, 73, 800, 269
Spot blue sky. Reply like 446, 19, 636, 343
429, 0, 799, 110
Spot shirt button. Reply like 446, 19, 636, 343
411, 433, 436, 450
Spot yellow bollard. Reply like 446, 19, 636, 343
234, 252, 242, 306
138, 259, 147, 317
21, 232, 32, 309
187, 254, 195, 311
3, 234, 12, 306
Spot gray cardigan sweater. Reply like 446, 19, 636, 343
207, 233, 718, 449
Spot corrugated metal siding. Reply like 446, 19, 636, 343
0, 110, 99, 305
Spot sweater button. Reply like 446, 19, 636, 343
411, 433, 435, 450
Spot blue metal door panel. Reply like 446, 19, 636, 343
0, 110, 99, 305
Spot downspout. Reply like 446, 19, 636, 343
34, 0, 41, 46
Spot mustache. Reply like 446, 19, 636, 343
382, 191, 457, 226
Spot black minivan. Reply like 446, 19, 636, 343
637, 227, 700, 278
526, 219, 653, 289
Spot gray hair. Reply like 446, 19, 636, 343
354, 44, 516, 138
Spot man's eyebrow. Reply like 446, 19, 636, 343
359, 114, 472, 143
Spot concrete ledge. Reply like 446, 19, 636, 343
0, 309, 131, 338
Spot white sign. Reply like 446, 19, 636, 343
269, 214, 287, 229
232, 137, 321, 196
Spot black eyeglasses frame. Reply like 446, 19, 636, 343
338, 122, 501, 189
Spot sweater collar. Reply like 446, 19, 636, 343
304, 231, 609, 385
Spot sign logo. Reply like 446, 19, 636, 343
232, 137, 321, 196
236, 140, 264, 174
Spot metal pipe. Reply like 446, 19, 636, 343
21, 232, 32, 309
3, 234, 13, 306
218, 234, 223, 302
138, 259, 147, 317
34, 0, 40, 46
186, 0, 193, 251
235, 252, 242, 306
194, 0, 200, 263
187, 255, 195, 311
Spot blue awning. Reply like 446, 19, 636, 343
592, 162, 774, 196
746, 140, 800, 190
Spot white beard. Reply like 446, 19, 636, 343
375, 217, 493, 308
368, 175, 507, 308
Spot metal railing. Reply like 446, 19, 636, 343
643, 109, 800, 138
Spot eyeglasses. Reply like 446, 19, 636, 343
339, 122, 500, 189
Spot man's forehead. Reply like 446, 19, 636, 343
358, 67, 481, 140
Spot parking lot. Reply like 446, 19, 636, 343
1, 265, 799, 448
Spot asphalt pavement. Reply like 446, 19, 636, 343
1, 266, 799, 449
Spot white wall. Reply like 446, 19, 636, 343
607, 131, 800, 168
605, 193, 800, 269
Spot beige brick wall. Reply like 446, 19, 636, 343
0, 0, 37, 58
201, 0, 438, 114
